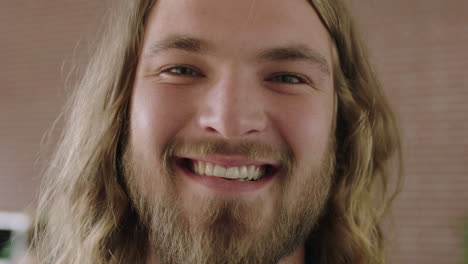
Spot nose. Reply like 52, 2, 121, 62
198, 76, 267, 139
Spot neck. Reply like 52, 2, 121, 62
146, 243, 305, 264
279, 244, 306, 264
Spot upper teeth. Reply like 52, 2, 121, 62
192, 161, 264, 181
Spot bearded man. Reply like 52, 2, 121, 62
32, 0, 402, 263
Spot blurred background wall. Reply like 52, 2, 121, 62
0, 0, 467, 263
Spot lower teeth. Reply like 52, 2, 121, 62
236, 178, 256, 182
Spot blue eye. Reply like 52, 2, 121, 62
269, 74, 307, 84
164, 66, 201, 76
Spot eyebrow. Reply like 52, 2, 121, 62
256, 45, 330, 75
145, 34, 330, 75
147, 34, 211, 56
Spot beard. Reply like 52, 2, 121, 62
122, 138, 334, 264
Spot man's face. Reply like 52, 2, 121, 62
125, 0, 335, 263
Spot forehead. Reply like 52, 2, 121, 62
144, 0, 331, 60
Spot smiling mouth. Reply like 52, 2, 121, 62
176, 158, 278, 182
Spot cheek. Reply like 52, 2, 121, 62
270, 95, 334, 168
130, 84, 195, 155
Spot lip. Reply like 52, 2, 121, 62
175, 157, 277, 195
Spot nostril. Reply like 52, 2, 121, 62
205, 126, 218, 133
246, 128, 261, 135
197, 103, 267, 138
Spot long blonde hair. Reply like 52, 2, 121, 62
32, 0, 402, 263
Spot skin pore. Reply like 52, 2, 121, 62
125, 0, 336, 263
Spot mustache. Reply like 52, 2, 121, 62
161, 138, 295, 173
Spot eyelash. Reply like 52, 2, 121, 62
267, 73, 308, 84
161, 65, 308, 85
162, 65, 204, 77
